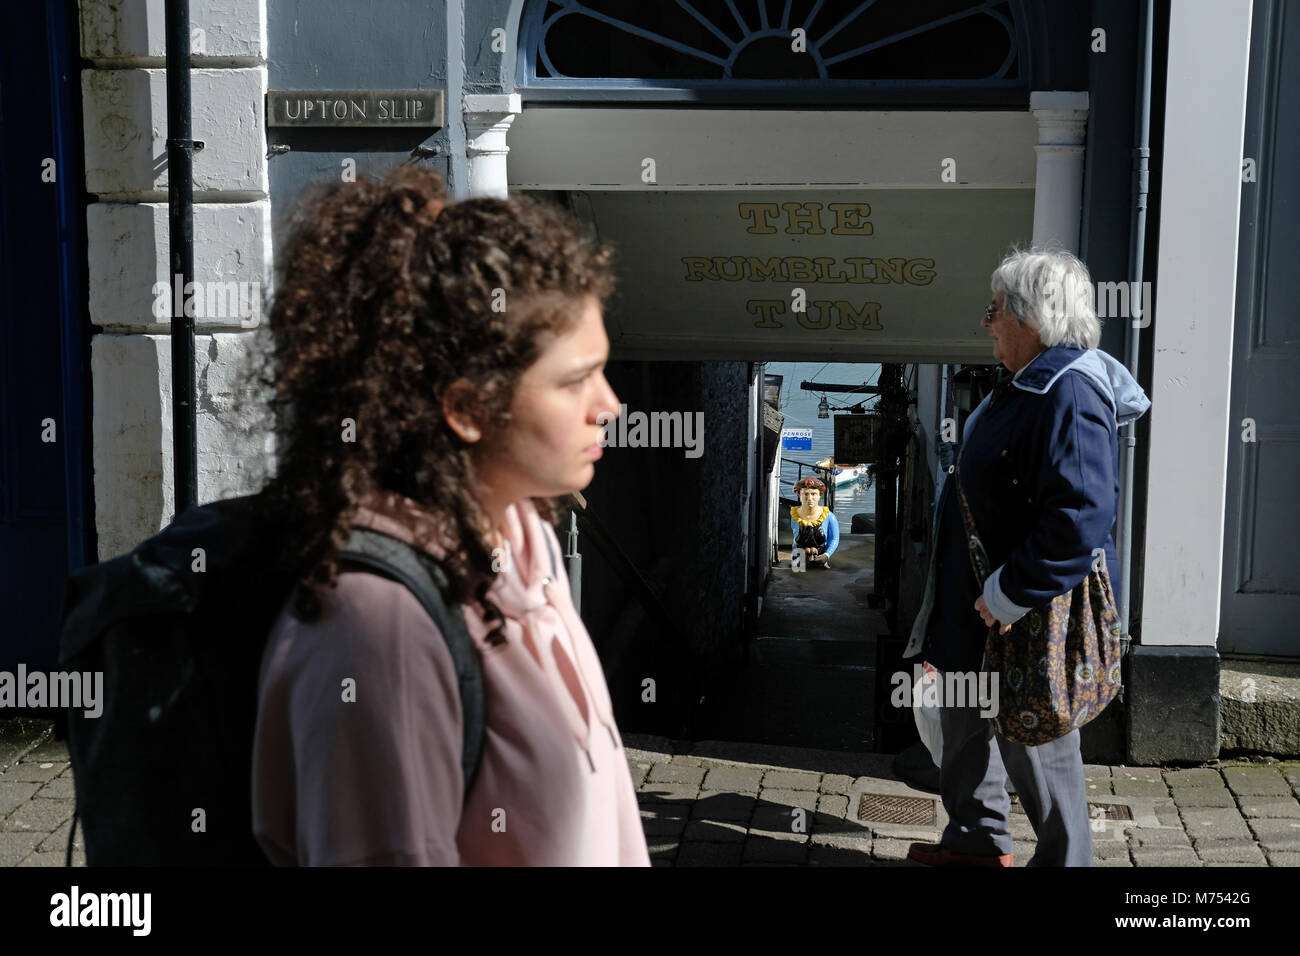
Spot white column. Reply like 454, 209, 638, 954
1029, 91, 1089, 252
81, 0, 270, 556
1142, 0, 1253, 648
463, 93, 521, 199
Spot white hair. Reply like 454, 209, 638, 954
990, 245, 1101, 349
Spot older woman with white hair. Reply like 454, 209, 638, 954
903, 246, 1150, 867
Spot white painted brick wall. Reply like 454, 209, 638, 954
88, 201, 271, 332
91, 332, 274, 559
82, 68, 267, 198
80, 0, 271, 559
81, 0, 266, 61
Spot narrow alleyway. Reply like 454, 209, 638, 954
695, 528, 889, 751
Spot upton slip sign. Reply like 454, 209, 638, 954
267, 90, 444, 128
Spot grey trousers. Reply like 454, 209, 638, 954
936, 679, 1093, 866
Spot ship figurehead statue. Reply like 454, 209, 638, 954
790, 476, 841, 571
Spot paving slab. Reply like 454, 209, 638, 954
762, 769, 822, 791
645, 838, 679, 861
1193, 839, 1267, 864
757, 788, 819, 812
38, 818, 82, 855
682, 819, 746, 843
638, 803, 690, 837
1128, 828, 1193, 848
19, 850, 86, 867
0, 832, 45, 867
700, 766, 762, 793
743, 836, 809, 864
676, 841, 744, 866
1, 727, 1284, 868
1237, 798, 1300, 819
1112, 778, 1170, 798
637, 782, 700, 802
870, 838, 919, 863
647, 763, 706, 787
1132, 846, 1201, 867
1246, 818, 1300, 852
818, 793, 849, 816
667, 754, 704, 767
1093, 840, 1132, 859
17, 739, 71, 764
820, 773, 854, 795
690, 791, 757, 822
34, 772, 76, 800
0, 721, 53, 773
750, 804, 814, 839
1181, 807, 1254, 842
1, 761, 70, 784
809, 828, 873, 852
1171, 787, 1236, 808
0, 795, 72, 833
1113, 766, 1165, 783
0, 779, 42, 818
808, 843, 870, 866
1164, 768, 1225, 788
1222, 766, 1292, 797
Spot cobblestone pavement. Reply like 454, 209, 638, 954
4, 719, 1298, 867
0, 721, 83, 867
621, 735, 1300, 867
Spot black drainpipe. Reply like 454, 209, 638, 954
1118, 0, 1154, 650
165, 0, 199, 515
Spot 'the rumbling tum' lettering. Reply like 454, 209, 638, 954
682, 255, 936, 285
747, 299, 883, 331
736, 201, 875, 235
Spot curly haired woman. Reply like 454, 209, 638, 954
246, 165, 649, 866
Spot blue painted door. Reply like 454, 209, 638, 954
0, 1, 91, 680
1222, 0, 1300, 656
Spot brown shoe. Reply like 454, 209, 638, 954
906, 842, 1014, 867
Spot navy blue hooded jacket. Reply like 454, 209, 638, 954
903, 345, 1151, 673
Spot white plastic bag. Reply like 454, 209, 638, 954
913, 661, 944, 767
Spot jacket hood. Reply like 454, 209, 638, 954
351, 490, 553, 622
1012, 345, 1151, 425
351, 490, 620, 766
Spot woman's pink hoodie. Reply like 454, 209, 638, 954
250, 490, 651, 866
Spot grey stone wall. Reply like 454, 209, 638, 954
577, 361, 751, 736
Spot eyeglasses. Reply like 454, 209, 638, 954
983, 302, 999, 321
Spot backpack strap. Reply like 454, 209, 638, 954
338, 528, 486, 803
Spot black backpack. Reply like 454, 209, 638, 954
58, 492, 485, 866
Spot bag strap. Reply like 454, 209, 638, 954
952, 449, 993, 588
338, 528, 486, 803
953, 449, 1000, 665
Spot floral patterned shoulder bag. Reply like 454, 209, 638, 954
952, 455, 1124, 746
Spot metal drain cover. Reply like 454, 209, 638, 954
1087, 801, 1134, 821
1010, 794, 1133, 821
857, 793, 937, 826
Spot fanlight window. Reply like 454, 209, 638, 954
522, 0, 1028, 86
